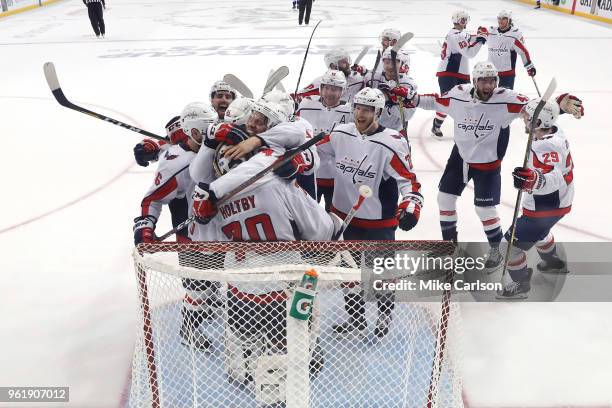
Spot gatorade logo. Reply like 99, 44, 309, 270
295, 298, 312, 316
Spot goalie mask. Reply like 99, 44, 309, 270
213, 142, 253, 177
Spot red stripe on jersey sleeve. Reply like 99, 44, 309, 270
514, 39, 532, 62
141, 176, 179, 216
507, 103, 523, 113
390, 154, 421, 192
531, 152, 554, 173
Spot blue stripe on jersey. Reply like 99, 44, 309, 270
447, 53, 463, 74
534, 191, 561, 212
379, 177, 399, 220
497, 126, 510, 160
510, 50, 517, 71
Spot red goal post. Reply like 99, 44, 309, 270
130, 240, 464, 408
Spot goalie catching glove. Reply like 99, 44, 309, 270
395, 193, 423, 231
192, 183, 218, 224
556, 93, 583, 119
512, 167, 545, 193
133, 215, 157, 245
273, 148, 315, 180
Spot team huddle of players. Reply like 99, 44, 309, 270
131, 9, 585, 378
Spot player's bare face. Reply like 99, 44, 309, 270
246, 112, 268, 135
188, 128, 203, 151
475, 78, 497, 101
383, 58, 395, 76
320, 84, 343, 108
353, 104, 377, 134
498, 17, 510, 31
211, 91, 234, 119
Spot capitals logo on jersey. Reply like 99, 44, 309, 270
336, 154, 377, 183
457, 113, 495, 138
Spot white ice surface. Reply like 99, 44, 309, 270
0, 0, 611, 407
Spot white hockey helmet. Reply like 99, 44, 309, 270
452, 10, 470, 25
382, 47, 411, 68
213, 142, 252, 177
210, 80, 236, 99
379, 28, 401, 43
498, 9, 513, 21
320, 69, 347, 91
324, 47, 352, 69
352, 87, 386, 116
522, 98, 560, 129
180, 102, 218, 143
260, 89, 295, 118
224, 98, 254, 126
472, 61, 498, 83
250, 100, 288, 129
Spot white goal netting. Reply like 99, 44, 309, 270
130, 241, 463, 408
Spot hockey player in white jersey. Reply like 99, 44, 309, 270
190, 112, 339, 394
371, 28, 402, 76
294, 47, 366, 103
296, 69, 352, 210
132, 79, 235, 167
432, 10, 487, 138
370, 47, 418, 133
497, 99, 575, 299
317, 87, 423, 338
407, 61, 583, 269
485, 10, 536, 89
133, 102, 219, 351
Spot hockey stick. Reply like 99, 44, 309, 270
223, 74, 254, 98
532, 77, 542, 97
331, 185, 373, 240
353, 45, 370, 67
157, 132, 326, 241
389, 33, 414, 142
263, 66, 290, 95
43, 62, 166, 141
293, 20, 322, 100
501, 77, 557, 278
266, 68, 287, 92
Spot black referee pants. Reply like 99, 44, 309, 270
86, 2, 105, 36
298, 0, 312, 25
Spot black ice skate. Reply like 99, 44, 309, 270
484, 246, 503, 273
431, 124, 444, 139
332, 317, 367, 337
179, 323, 212, 351
496, 269, 533, 300
537, 258, 568, 274
374, 311, 393, 338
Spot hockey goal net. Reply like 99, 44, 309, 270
129, 241, 463, 408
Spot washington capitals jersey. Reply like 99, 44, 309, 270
370, 71, 418, 131
437, 28, 483, 80
415, 84, 529, 164
296, 71, 365, 103
487, 26, 532, 76
522, 128, 574, 217
317, 123, 421, 228
297, 96, 352, 181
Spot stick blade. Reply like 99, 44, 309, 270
354, 45, 370, 66
223, 73, 254, 98
264, 66, 289, 95
43, 61, 60, 91
541, 77, 557, 101
392, 32, 414, 52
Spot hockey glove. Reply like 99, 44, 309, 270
133, 138, 166, 167
512, 167, 545, 192
214, 123, 250, 146
395, 193, 423, 231
133, 215, 157, 245
524, 61, 536, 77
477, 26, 489, 37
166, 115, 188, 145
351, 64, 368, 75
192, 183, 218, 224
556, 93, 584, 119
273, 149, 315, 180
